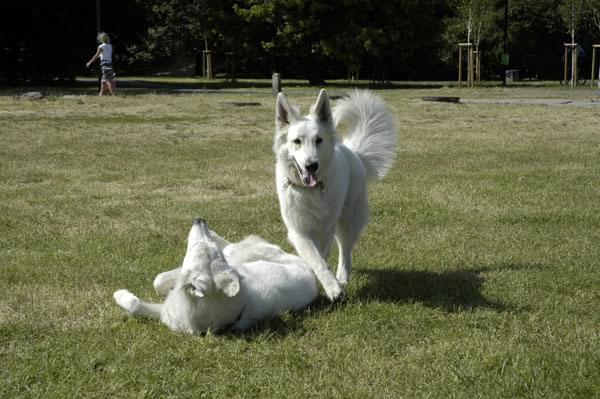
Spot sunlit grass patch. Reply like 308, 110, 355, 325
1, 84, 599, 398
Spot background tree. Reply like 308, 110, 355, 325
5, 0, 600, 85
506, 0, 564, 79
442, 0, 500, 80
559, 0, 588, 85
234, 0, 344, 84
0, 0, 93, 84
352, 0, 450, 81
459, 0, 493, 46
0, 0, 145, 84
590, 0, 600, 36
235, 0, 449, 83
131, 0, 239, 75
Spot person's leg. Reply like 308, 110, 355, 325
106, 79, 114, 95
99, 80, 107, 96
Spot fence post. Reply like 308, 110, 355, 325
272, 73, 281, 96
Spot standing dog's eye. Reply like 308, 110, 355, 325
316, 137, 323, 145
293, 138, 301, 145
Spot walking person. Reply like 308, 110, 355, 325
86, 32, 117, 95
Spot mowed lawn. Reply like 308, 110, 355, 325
1, 84, 599, 398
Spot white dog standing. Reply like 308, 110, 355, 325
274, 89, 397, 301
113, 218, 318, 334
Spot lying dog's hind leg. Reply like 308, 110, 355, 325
113, 289, 162, 320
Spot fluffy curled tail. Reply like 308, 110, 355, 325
333, 90, 398, 180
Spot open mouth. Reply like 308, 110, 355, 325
292, 157, 319, 188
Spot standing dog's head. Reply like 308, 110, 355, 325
274, 89, 337, 188
181, 218, 240, 299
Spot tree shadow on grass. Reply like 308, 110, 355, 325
353, 266, 521, 313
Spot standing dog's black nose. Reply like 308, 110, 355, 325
306, 162, 319, 174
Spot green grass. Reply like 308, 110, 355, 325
1, 83, 599, 398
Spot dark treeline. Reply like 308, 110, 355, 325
1, 0, 600, 85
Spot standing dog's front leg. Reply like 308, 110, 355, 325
288, 230, 343, 302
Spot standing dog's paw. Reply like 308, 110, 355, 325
331, 290, 347, 305
336, 270, 349, 286
113, 289, 140, 314
325, 284, 346, 303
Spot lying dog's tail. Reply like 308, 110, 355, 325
333, 90, 397, 180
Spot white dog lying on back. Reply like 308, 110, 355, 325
113, 218, 318, 334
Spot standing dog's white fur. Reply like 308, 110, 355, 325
274, 89, 397, 301
113, 219, 318, 334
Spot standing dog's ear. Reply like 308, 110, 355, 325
311, 89, 333, 124
276, 93, 297, 129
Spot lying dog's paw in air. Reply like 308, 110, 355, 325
153, 272, 173, 296
113, 289, 140, 314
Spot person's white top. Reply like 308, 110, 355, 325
99, 43, 113, 65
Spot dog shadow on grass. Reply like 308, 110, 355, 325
353, 266, 519, 313
224, 264, 539, 338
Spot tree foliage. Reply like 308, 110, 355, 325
507, 0, 566, 79
0, 0, 145, 84
442, 0, 501, 78
592, 0, 600, 32
2, 0, 600, 84
560, 0, 588, 42
131, 0, 240, 74
234, 0, 449, 82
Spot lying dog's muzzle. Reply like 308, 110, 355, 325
193, 218, 206, 226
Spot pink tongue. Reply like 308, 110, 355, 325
302, 172, 318, 187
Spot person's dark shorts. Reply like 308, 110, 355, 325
101, 63, 115, 81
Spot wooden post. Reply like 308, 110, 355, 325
272, 73, 281, 96
458, 45, 463, 87
591, 45, 600, 88
476, 50, 481, 83
225, 52, 236, 82
467, 48, 473, 87
563, 43, 577, 87
458, 43, 472, 88
563, 45, 569, 84
473, 49, 481, 83
572, 46, 577, 88
202, 50, 213, 79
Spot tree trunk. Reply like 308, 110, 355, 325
307, 69, 326, 86
306, 57, 326, 86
